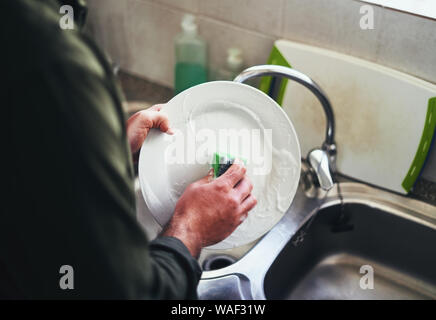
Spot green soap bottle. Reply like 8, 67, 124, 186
174, 14, 207, 94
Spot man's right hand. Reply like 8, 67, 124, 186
162, 161, 257, 258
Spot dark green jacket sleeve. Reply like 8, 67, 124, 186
1, 0, 201, 299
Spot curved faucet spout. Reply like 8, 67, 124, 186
234, 64, 336, 191
234, 64, 335, 148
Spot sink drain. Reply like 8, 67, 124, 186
202, 255, 236, 271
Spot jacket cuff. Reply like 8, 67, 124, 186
150, 236, 202, 284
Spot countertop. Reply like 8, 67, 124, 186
117, 71, 173, 115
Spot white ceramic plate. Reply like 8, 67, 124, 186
138, 81, 301, 249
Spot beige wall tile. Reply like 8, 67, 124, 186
89, 0, 277, 86
282, 0, 383, 63
198, 17, 275, 76
86, 0, 134, 70
87, 0, 185, 87
199, 0, 284, 37
123, 0, 186, 87
153, 0, 199, 13
282, 0, 436, 84
376, 9, 436, 84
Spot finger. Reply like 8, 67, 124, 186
149, 104, 165, 112
239, 194, 257, 214
233, 176, 253, 202
215, 160, 246, 190
143, 111, 173, 134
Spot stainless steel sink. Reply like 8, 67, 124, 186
197, 176, 436, 300
135, 156, 436, 299
264, 203, 436, 300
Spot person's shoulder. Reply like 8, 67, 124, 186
3, 0, 67, 42
3, 0, 105, 79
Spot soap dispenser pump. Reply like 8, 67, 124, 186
174, 14, 207, 94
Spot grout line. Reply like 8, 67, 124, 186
146, 0, 199, 15
150, 0, 278, 39
354, 0, 436, 21
197, 15, 276, 42
128, 0, 276, 67
112, 0, 436, 86
197, 12, 278, 39
278, 0, 286, 39
373, 3, 385, 64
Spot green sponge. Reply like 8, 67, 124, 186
211, 152, 246, 178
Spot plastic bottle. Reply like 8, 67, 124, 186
174, 14, 207, 94
216, 48, 244, 81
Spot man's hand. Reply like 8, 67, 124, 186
162, 161, 257, 258
127, 104, 173, 160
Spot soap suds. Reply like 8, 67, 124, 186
167, 98, 300, 249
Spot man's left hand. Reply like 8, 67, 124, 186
126, 104, 173, 160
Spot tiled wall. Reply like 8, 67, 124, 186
85, 0, 436, 182
86, 0, 436, 86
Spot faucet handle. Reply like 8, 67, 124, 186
307, 148, 334, 191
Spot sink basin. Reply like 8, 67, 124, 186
264, 203, 436, 300
198, 181, 436, 300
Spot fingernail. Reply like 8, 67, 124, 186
166, 128, 174, 135
234, 158, 245, 167
207, 168, 214, 182
239, 213, 248, 222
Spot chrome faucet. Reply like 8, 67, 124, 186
234, 65, 336, 191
